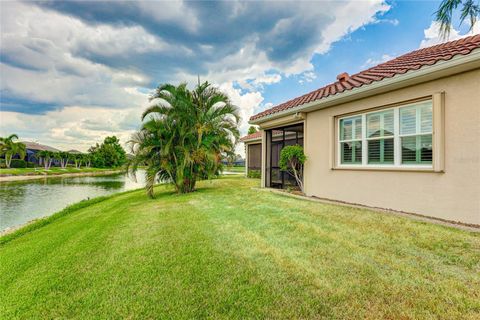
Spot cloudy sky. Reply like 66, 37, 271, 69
0, 0, 478, 154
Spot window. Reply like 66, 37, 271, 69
367, 110, 394, 164
339, 116, 362, 164
337, 100, 433, 168
400, 102, 433, 164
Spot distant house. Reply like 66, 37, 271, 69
67, 149, 83, 154
221, 155, 245, 167
21, 141, 61, 165
241, 35, 480, 225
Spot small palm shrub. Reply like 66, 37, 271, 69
279, 145, 307, 193
128, 81, 240, 198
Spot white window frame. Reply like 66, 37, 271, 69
338, 115, 362, 165
336, 99, 434, 170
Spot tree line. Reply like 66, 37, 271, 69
0, 134, 127, 169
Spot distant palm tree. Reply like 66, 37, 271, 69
82, 153, 92, 168
128, 81, 239, 197
57, 151, 70, 169
69, 153, 82, 169
248, 126, 258, 135
38, 150, 54, 170
0, 134, 26, 168
436, 0, 480, 38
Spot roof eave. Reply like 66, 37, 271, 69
249, 49, 480, 125
240, 137, 262, 143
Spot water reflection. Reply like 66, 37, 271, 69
0, 170, 146, 231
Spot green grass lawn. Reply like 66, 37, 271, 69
223, 165, 245, 173
0, 167, 122, 176
1, 177, 479, 319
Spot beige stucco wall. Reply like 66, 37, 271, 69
303, 69, 480, 225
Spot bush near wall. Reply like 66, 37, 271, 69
26, 162, 36, 168
247, 169, 261, 179
10, 159, 27, 168
0, 159, 5, 168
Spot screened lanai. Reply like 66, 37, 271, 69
265, 123, 304, 189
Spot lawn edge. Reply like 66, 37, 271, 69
256, 187, 480, 233
0, 187, 144, 246
0, 169, 125, 182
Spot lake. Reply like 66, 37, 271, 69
0, 171, 146, 232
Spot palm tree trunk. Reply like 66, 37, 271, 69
5, 154, 12, 168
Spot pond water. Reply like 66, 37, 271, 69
0, 171, 146, 232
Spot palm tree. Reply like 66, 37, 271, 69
82, 153, 92, 168
436, 0, 480, 38
128, 81, 240, 197
37, 150, 54, 170
0, 134, 26, 168
57, 151, 70, 169
248, 126, 258, 135
69, 153, 82, 169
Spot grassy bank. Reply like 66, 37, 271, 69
1, 176, 479, 319
0, 167, 123, 176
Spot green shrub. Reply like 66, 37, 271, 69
26, 162, 36, 168
279, 145, 306, 192
0, 159, 5, 168
247, 169, 261, 179
10, 159, 27, 168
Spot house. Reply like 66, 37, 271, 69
67, 149, 83, 154
21, 141, 61, 165
242, 34, 480, 225
221, 154, 246, 167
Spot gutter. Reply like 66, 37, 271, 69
249, 48, 480, 125
240, 138, 262, 143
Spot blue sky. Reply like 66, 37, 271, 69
0, 0, 478, 152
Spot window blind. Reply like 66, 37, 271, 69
338, 100, 433, 167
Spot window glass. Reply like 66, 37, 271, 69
401, 135, 432, 164
340, 118, 352, 141
366, 110, 394, 164
367, 110, 394, 138
400, 101, 433, 165
340, 116, 361, 141
354, 117, 362, 140
367, 113, 380, 138
420, 103, 433, 133
400, 106, 417, 135
341, 141, 362, 164
368, 138, 394, 164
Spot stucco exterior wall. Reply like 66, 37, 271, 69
303, 69, 480, 225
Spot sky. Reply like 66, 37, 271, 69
0, 0, 478, 155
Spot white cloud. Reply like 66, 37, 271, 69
316, 1, 390, 54
174, 1, 390, 87
0, 0, 393, 155
253, 74, 282, 87
0, 2, 159, 108
0, 106, 145, 152
420, 21, 480, 48
218, 82, 264, 135
298, 71, 317, 85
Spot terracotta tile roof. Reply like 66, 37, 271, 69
240, 131, 262, 141
251, 34, 480, 121
240, 130, 285, 142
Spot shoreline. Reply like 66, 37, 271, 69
0, 186, 144, 242
0, 169, 125, 182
